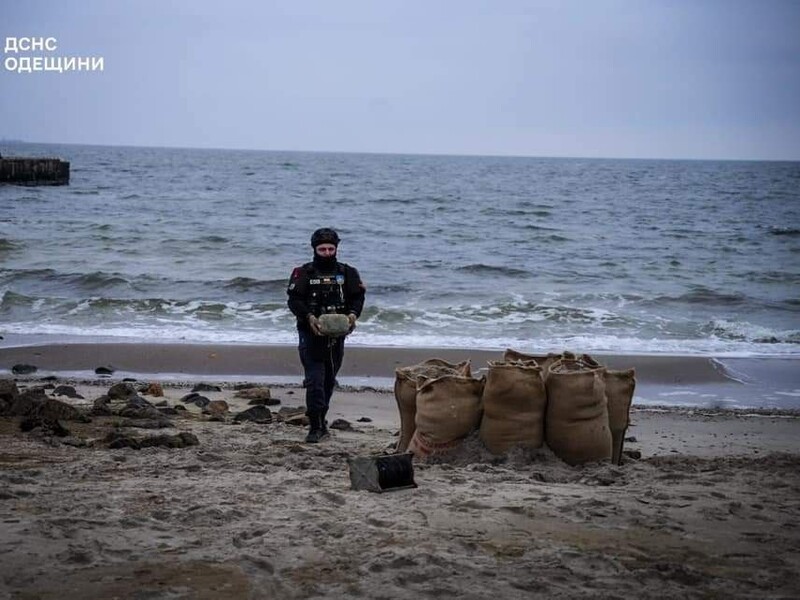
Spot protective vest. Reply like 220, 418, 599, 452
306, 264, 347, 316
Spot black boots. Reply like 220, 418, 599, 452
305, 412, 330, 444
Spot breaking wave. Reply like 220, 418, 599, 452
455, 264, 532, 277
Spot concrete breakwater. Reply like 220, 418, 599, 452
0, 157, 70, 185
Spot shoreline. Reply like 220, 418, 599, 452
2, 340, 797, 378
2, 341, 799, 410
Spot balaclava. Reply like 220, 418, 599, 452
311, 228, 340, 271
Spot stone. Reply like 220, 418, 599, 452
108, 382, 137, 400
125, 395, 154, 409
247, 397, 281, 406
157, 406, 179, 416
233, 406, 272, 424
119, 405, 163, 420
146, 432, 199, 448
105, 431, 198, 450
20, 415, 71, 437
118, 396, 160, 419
11, 364, 37, 375
9, 390, 88, 422
142, 382, 164, 397
95, 366, 115, 375
192, 396, 211, 409
0, 379, 20, 399
330, 419, 354, 431
91, 396, 112, 416
52, 385, 84, 399
192, 383, 222, 392
0, 379, 19, 413
318, 313, 351, 336
234, 387, 271, 401
9, 388, 47, 412
106, 432, 141, 449
282, 412, 309, 427
203, 400, 229, 417
179, 392, 211, 407
357, 417, 372, 423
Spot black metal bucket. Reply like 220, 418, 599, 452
347, 452, 417, 493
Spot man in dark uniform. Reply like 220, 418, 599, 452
287, 228, 366, 443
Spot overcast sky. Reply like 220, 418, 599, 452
2, 0, 799, 160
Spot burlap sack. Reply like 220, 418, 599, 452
407, 374, 484, 458
578, 353, 602, 369
605, 369, 636, 465
545, 359, 612, 465
479, 361, 546, 455
393, 359, 471, 453
502, 349, 565, 379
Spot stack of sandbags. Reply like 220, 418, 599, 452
407, 373, 484, 458
504, 348, 636, 465
392, 350, 636, 466
479, 361, 546, 454
393, 359, 471, 453
544, 356, 612, 465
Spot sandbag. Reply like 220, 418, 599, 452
545, 358, 612, 465
479, 361, 546, 455
503, 349, 568, 379
393, 359, 471, 453
407, 374, 483, 458
605, 368, 636, 465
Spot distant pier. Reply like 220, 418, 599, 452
0, 157, 70, 185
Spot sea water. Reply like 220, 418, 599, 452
1, 142, 798, 356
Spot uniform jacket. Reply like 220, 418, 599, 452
287, 261, 366, 332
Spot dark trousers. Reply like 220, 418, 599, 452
298, 330, 344, 416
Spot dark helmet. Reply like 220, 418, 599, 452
311, 228, 340, 248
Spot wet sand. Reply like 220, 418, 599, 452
1, 371, 800, 599
2, 341, 799, 410
0, 341, 773, 382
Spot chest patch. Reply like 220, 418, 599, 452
310, 275, 339, 286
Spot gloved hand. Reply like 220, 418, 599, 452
308, 315, 323, 336
347, 313, 357, 333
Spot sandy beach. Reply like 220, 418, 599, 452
1, 343, 800, 599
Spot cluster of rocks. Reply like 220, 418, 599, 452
91, 382, 175, 425
0, 378, 197, 450
1, 376, 354, 447
1, 379, 88, 424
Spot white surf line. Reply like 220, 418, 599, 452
710, 358, 750, 384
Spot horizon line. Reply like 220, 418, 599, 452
1, 138, 798, 164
